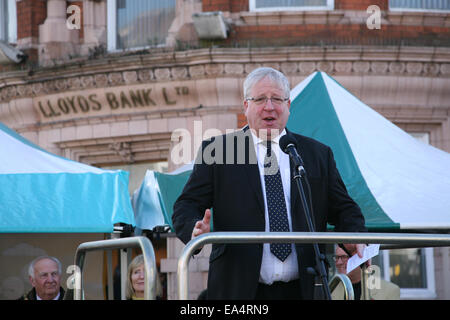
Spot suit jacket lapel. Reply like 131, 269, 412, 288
286, 130, 307, 232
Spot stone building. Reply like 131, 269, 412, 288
0, 0, 449, 300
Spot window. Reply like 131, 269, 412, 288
374, 248, 436, 299
107, 0, 176, 51
249, 0, 334, 12
409, 132, 430, 144
389, 0, 450, 12
0, 0, 17, 43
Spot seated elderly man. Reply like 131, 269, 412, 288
18, 256, 65, 300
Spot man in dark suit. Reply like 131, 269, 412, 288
172, 67, 367, 300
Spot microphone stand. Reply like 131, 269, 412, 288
291, 159, 332, 300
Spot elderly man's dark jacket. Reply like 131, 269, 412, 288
172, 127, 367, 299
17, 287, 66, 300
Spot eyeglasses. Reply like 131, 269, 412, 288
246, 96, 289, 106
332, 255, 349, 262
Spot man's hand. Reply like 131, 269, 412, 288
192, 209, 211, 239
343, 243, 372, 266
343, 243, 365, 258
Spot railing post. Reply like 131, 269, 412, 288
73, 236, 157, 300
328, 273, 354, 300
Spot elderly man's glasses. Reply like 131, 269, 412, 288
333, 255, 349, 262
246, 96, 289, 106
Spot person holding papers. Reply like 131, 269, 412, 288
332, 245, 400, 300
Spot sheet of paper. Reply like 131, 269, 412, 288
346, 244, 380, 274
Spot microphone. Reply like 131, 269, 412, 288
279, 133, 306, 176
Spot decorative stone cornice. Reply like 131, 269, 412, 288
0, 46, 449, 104
236, 9, 450, 28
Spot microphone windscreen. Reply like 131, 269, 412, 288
279, 133, 297, 153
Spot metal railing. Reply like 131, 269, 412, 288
73, 236, 157, 300
328, 273, 354, 300
177, 231, 450, 299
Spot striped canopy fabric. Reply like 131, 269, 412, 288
0, 122, 135, 232
132, 164, 192, 232
132, 72, 450, 232
288, 72, 450, 231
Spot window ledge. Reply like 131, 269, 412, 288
386, 11, 450, 27
239, 10, 345, 25
400, 288, 437, 300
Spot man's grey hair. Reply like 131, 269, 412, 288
243, 67, 290, 100
28, 256, 62, 279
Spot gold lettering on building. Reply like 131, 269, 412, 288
34, 85, 194, 120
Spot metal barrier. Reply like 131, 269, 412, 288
177, 231, 450, 299
328, 273, 354, 300
73, 236, 157, 300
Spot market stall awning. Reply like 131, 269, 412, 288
0, 122, 135, 232
132, 164, 192, 232
288, 72, 450, 231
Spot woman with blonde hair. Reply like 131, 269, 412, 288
126, 254, 162, 300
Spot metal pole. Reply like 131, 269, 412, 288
120, 249, 128, 300
177, 231, 450, 299
74, 236, 157, 300
360, 264, 369, 300
328, 273, 354, 300
107, 250, 113, 300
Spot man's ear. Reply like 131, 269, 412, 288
29, 275, 36, 287
243, 99, 249, 114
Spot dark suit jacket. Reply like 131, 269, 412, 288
172, 127, 366, 299
17, 287, 66, 300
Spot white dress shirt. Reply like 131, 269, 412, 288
250, 129, 299, 285
36, 291, 60, 300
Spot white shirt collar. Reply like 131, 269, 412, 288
249, 128, 287, 147
36, 291, 60, 300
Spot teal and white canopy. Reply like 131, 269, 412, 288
288, 72, 450, 231
132, 72, 450, 232
132, 164, 192, 232
0, 122, 135, 233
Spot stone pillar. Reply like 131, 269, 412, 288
80, 0, 107, 56
38, 0, 79, 65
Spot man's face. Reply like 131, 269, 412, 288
335, 247, 350, 274
243, 77, 290, 139
335, 247, 360, 282
30, 258, 61, 300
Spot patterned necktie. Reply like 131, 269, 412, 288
263, 141, 291, 262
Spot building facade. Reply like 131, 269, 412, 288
0, 0, 449, 300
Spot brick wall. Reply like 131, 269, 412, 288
16, 1, 84, 40
202, 0, 230, 12
199, 0, 449, 49
336, 0, 388, 11
203, 0, 388, 12
202, 0, 248, 12
16, 0, 47, 40
228, 24, 449, 47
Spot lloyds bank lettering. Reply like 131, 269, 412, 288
35, 85, 191, 119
